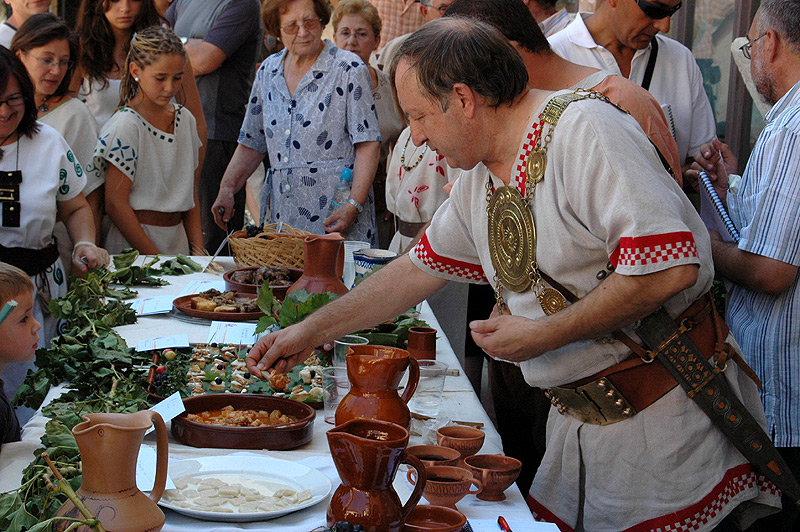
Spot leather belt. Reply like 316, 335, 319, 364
546, 295, 722, 425
397, 219, 426, 238
135, 210, 183, 227
0, 241, 59, 276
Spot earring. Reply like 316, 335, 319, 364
134, 77, 139, 82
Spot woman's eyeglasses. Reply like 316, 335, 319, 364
281, 18, 322, 35
28, 54, 73, 71
634, 0, 682, 20
0, 94, 25, 109
335, 29, 373, 41
740, 34, 767, 60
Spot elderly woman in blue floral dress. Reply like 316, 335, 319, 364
212, 0, 381, 245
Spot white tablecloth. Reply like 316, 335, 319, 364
0, 256, 556, 531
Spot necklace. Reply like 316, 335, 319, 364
399, 134, 428, 171
38, 95, 51, 113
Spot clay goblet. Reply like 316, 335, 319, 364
406, 445, 461, 470
403, 504, 467, 532
407, 465, 482, 509
435, 425, 485, 460
463, 454, 522, 501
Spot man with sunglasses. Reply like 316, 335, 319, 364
689, 1, 800, 530
549, 0, 715, 173
167, 0, 263, 253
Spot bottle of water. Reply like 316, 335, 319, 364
328, 167, 353, 215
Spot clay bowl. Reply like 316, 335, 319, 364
463, 454, 522, 502
171, 393, 315, 450
407, 445, 461, 470
435, 426, 485, 460
407, 465, 482, 509
403, 504, 467, 532
223, 266, 303, 298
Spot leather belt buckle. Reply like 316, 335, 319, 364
547, 378, 638, 426
0, 186, 18, 202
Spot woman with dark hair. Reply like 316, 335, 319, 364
0, 45, 108, 402
12, 13, 102, 249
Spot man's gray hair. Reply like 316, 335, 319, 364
759, 0, 800, 54
390, 17, 528, 111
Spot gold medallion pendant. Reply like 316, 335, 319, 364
525, 149, 547, 184
538, 287, 568, 315
487, 186, 536, 293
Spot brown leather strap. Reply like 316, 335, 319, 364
135, 210, 183, 227
397, 219, 427, 238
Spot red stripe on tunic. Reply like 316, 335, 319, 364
610, 231, 698, 268
411, 233, 487, 283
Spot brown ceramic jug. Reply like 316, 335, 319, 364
288, 233, 348, 296
336, 344, 420, 429
56, 411, 169, 532
327, 418, 427, 532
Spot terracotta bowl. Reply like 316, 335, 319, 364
435, 426, 485, 460
403, 504, 467, 532
223, 266, 303, 298
171, 393, 315, 450
407, 445, 462, 470
463, 454, 522, 501
407, 465, 482, 509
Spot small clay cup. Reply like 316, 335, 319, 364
407, 465, 482, 509
407, 445, 461, 470
407, 327, 437, 360
463, 454, 522, 502
435, 425, 485, 460
403, 504, 467, 532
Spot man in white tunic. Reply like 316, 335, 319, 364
246, 18, 780, 532
548, 0, 714, 170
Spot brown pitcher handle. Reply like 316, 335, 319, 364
147, 411, 169, 503
401, 454, 426, 519
400, 357, 420, 404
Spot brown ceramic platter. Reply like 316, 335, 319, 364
223, 266, 303, 298
403, 504, 467, 532
172, 293, 263, 322
171, 393, 315, 450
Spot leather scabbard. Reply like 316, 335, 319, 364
635, 307, 800, 506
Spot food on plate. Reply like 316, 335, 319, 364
187, 289, 260, 313
229, 265, 294, 287
190, 297, 217, 312
267, 369, 291, 392
185, 405, 297, 427
163, 474, 312, 513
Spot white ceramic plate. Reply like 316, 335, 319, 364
158, 455, 331, 522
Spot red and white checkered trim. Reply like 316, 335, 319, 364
610, 231, 698, 268
411, 234, 487, 283
513, 120, 544, 192
527, 464, 779, 532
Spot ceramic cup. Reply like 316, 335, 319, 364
435, 425, 485, 460
332, 334, 369, 365
407, 326, 437, 360
321, 366, 350, 424
403, 504, 467, 532
352, 249, 398, 285
407, 465, 482, 509
408, 360, 448, 418
463, 454, 522, 501
406, 445, 462, 470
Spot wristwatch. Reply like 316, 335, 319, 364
347, 198, 364, 214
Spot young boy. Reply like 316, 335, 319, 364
0, 262, 40, 444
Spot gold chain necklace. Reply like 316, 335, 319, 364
486, 90, 602, 316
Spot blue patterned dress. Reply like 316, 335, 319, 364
238, 40, 381, 244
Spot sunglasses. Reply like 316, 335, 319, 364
634, 0, 682, 19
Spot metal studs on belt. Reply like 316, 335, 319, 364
597, 379, 608, 390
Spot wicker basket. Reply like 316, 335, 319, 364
228, 223, 311, 268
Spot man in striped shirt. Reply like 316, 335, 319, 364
691, 1, 800, 529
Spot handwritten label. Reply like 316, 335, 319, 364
146, 392, 186, 435
207, 322, 258, 346
136, 334, 190, 352
136, 445, 176, 492
129, 296, 174, 316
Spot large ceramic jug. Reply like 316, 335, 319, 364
56, 411, 169, 532
335, 344, 420, 429
327, 418, 427, 532
288, 232, 348, 296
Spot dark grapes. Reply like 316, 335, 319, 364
245, 224, 262, 238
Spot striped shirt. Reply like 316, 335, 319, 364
727, 79, 800, 447
539, 8, 571, 37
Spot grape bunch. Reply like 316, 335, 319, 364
322, 522, 365, 532
244, 224, 263, 238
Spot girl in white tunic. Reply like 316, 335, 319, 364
92, 26, 203, 256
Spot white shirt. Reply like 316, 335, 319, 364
548, 12, 715, 162
0, 23, 15, 49
79, 78, 122, 131
539, 8, 571, 37
39, 98, 100, 194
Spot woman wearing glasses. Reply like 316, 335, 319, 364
332, 0, 403, 247
212, 0, 381, 245
11, 13, 102, 255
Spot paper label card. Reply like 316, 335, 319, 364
136, 334, 190, 352
129, 296, 174, 316
136, 445, 176, 492
146, 392, 186, 436
207, 321, 257, 346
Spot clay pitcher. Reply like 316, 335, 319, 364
335, 344, 420, 429
56, 411, 169, 532
327, 418, 427, 532
288, 232, 348, 296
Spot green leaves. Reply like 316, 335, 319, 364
277, 290, 338, 329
